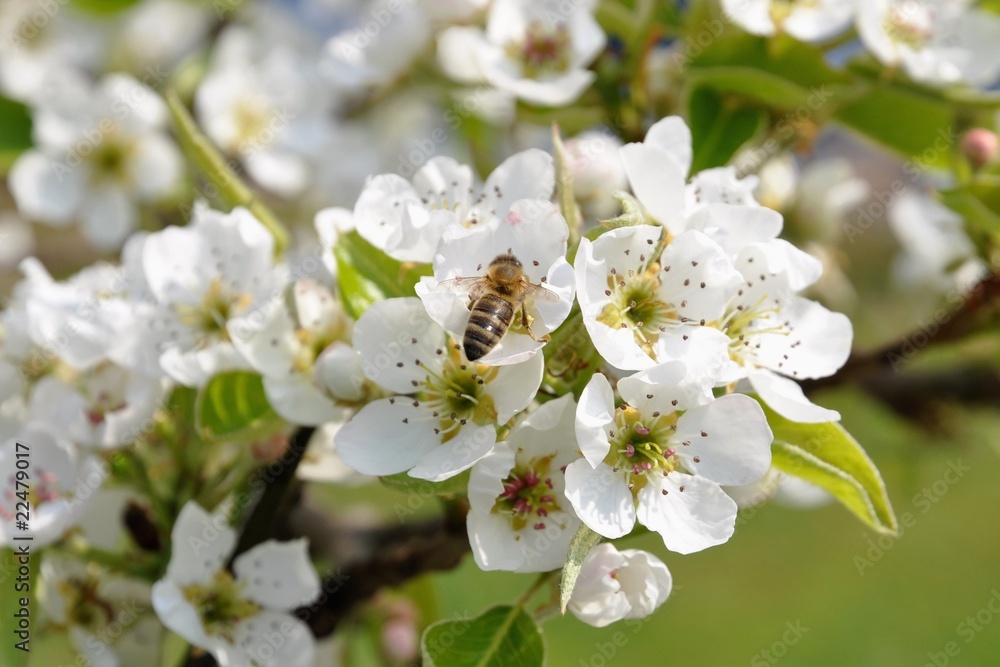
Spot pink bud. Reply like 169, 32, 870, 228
962, 129, 999, 169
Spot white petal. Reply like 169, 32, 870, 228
721, 0, 775, 35
658, 230, 742, 322
351, 298, 445, 395
9, 150, 86, 224
749, 370, 841, 423
436, 27, 489, 84
317, 343, 366, 402
636, 473, 737, 554
230, 612, 316, 667
334, 399, 441, 477
233, 539, 320, 610
263, 375, 341, 426
475, 150, 555, 223
575, 373, 615, 467
564, 460, 635, 539
151, 581, 215, 653
754, 296, 852, 380
617, 548, 672, 619
684, 204, 782, 257
80, 186, 137, 251
408, 422, 496, 482
642, 116, 692, 176
673, 394, 773, 485
165, 502, 235, 587
485, 352, 544, 421
127, 132, 183, 199
619, 143, 687, 233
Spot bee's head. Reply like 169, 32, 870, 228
487, 253, 522, 283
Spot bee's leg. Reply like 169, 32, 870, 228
521, 304, 550, 343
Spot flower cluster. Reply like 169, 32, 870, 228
8, 0, 978, 659
723, 0, 1000, 87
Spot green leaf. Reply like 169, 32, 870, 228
71, 0, 143, 13
688, 32, 846, 108
834, 85, 956, 167
688, 87, 767, 172
0, 95, 32, 171
939, 184, 1000, 250
421, 605, 544, 667
763, 402, 898, 535
0, 548, 34, 666
559, 524, 603, 614
165, 89, 289, 256
334, 231, 430, 319
685, 67, 819, 109
379, 470, 470, 498
196, 371, 282, 441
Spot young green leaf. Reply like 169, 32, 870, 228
421, 605, 544, 667
688, 87, 767, 173
334, 231, 431, 319
379, 470, 471, 499
196, 371, 282, 441
559, 524, 603, 614
763, 402, 898, 535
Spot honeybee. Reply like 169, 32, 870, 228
438, 253, 559, 362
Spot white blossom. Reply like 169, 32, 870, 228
857, 0, 1000, 87
0, 423, 104, 548
467, 395, 581, 572
354, 150, 554, 263
564, 366, 772, 554
417, 199, 575, 366
230, 278, 362, 426
335, 298, 543, 481
722, 0, 856, 43
9, 73, 182, 250
152, 502, 320, 667
568, 543, 672, 628
436, 0, 606, 106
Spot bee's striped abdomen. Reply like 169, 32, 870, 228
464, 294, 514, 361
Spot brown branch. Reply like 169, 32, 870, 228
296, 500, 471, 638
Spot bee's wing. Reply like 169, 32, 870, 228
524, 282, 561, 303
436, 276, 488, 296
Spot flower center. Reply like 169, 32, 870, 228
719, 293, 791, 369
89, 139, 130, 181
174, 278, 251, 343
415, 347, 499, 441
604, 406, 679, 494
86, 390, 128, 426
58, 576, 117, 634
232, 99, 273, 152
597, 263, 677, 361
493, 456, 560, 531
883, 2, 934, 49
507, 22, 572, 78
182, 571, 261, 641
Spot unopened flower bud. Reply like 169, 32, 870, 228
961, 128, 999, 169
